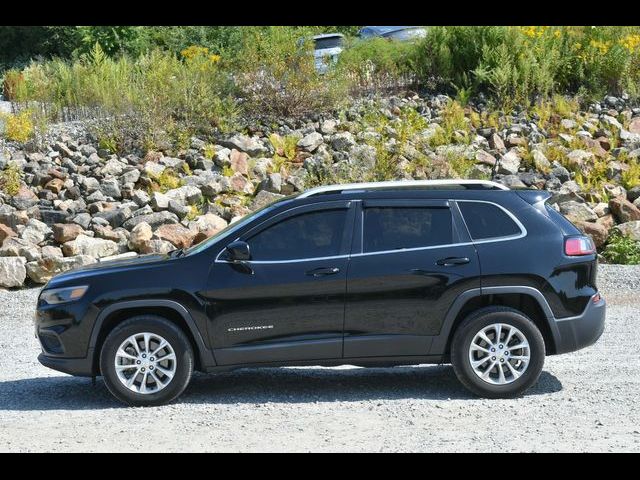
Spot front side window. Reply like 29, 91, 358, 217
247, 209, 348, 261
363, 207, 453, 253
458, 201, 522, 240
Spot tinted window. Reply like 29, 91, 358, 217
458, 202, 521, 240
248, 209, 347, 260
314, 37, 343, 50
363, 207, 452, 253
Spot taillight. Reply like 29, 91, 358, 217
564, 236, 596, 256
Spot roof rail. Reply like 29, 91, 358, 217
298, 180, 509, 198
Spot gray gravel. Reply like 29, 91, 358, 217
1, 264, 639, 452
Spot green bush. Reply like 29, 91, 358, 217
0, 162, 23, 196
233, 26, 348, 118
602, 230, 640, 264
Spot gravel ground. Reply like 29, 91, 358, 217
1, 264, 639, 452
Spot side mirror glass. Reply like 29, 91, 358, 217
225, 241, 250, 261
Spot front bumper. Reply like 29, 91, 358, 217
553, 295, 606, 355
37, 352, 95, 377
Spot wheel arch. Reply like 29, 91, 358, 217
89, 300, 215, 375
432, 287, 561, 356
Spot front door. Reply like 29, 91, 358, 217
203, 201, 355, 365
344, 199, 481, 358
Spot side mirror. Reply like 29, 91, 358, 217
225, 241, 251, 262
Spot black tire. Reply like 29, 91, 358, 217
451, 306, 545, 399
100, 315, 194, 406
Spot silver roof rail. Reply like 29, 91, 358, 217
298, 180, 509, 198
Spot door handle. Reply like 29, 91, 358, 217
436, 257, 470, 266
305, 267, 340, 277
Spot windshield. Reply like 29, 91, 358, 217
384, 28, 426, 41
314, 36, 343, 50
184, 196, 294, 256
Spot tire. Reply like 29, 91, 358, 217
100, 315, 194, 406
450, 306, 545, 399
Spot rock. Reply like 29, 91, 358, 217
122, 211, 179, 231
0, 223, 16, 243
297, 132, 323, 152
128, 222, 153, 251
498, 150, 521, 175
614, 221, 640, 241
44, 177, 65, 194
475, 150, 496, 167
532, 150, 550, 171
628, 186, 640, 203
497, 175, 526, 188
100, 178, 121, 199
331, 132, 356, 151
559, 201, 598, 223
609, 196, 640, 223
596, 214, 616, 231
11, 186, 38, 210
144, 160, 166, 177
576, 221, 608, 248
566, 149, 594, 170
20, 219, 51, 245
229, 149, 249, 175
26, 255, 96, 284
0, 236, 40, 261
100, 158, 126, 177
41, 245, 63, 259
62, 234, 119, 258
39, 209, 70, 226
250, 190, 285, 210
219, 134, 268, 157
229, 173, 255, 195
629, 117, 640, 135
132, 189, 151, 207
320, 119, 337, 135
0, 256, 27, 287
189, 213, 228, 237
139, 239, 175, 254
154, 224, 197, 249
489, 133, 506, 151
52, 223, 85, 243
593, 203, 610, 218
72, 213, 92, 230
561, 118, 577, 130
258, 173, 282, 194
165, 185, 203, 206
94, 206, 132, 228
602, 115, 623, 131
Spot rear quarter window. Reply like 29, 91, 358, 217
458, 201, 522, 240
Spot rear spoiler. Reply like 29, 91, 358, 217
515, 190, 552, 205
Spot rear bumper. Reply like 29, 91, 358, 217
553, 295, 606, 355
38, 352, 94, 377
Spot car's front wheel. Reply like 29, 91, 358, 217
451, 306, 545, 398
100, 316, 194, 406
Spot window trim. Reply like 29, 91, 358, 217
454, 199, 527, 243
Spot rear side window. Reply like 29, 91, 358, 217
363, 207, 452, 253
247, 209, 347, 261
458, 202, 521, 240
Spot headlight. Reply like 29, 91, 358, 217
40, 286, 89, 305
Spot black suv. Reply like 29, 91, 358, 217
35, 180, 606, 406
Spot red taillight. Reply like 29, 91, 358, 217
564, 236, 596, 256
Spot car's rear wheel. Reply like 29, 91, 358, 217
451, 307, 545, 398
100, 316, 194, 406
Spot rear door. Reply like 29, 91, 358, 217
344, 199, 481, 358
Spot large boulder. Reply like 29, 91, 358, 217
0, 256, 27, 287
0, 237, 41, 261
52, 223, 85, 244
575, 221, 608, 248
614, 221, 640, 241
297, 132, 323, 152
20, 219, 51, 245
26, 255, 96, 284
62, 234, 119, 258
559, 201, 598, 223
128, 222, 153, 251
609, 196, 640, 223
218, 134, 268, 157
122, 211, 179, 231
154, 224, 197, 249
497, 150, 521, 175
0, 223, 16, 243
